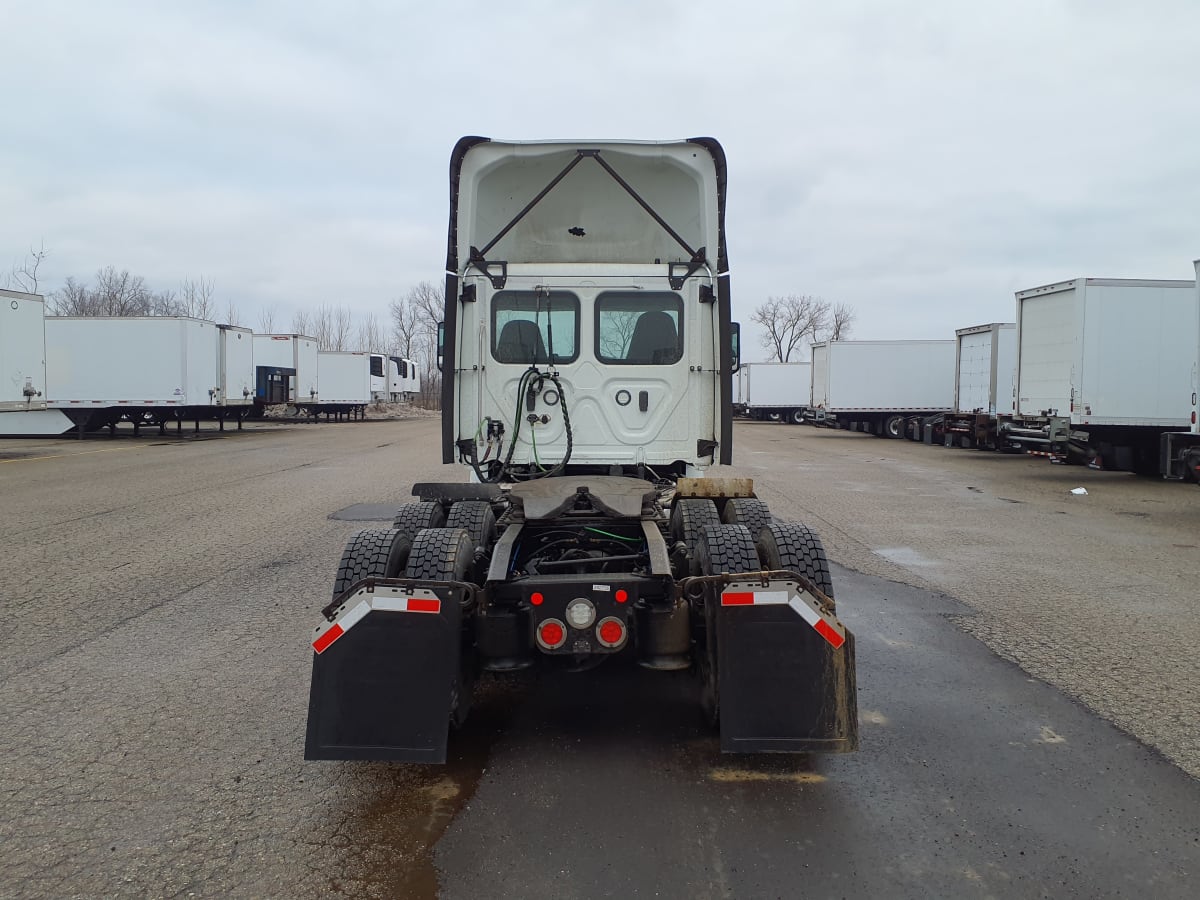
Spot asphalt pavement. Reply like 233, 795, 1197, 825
0, 418, 1196, 898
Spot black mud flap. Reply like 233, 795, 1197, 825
714, 580, 858, 753
304, 583, 464, 763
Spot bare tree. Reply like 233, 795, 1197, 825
388, 294, 419, 359
48, 266, 178, 316
258, 304, 278, 333
751, 294, 829, 362
49, 276, 92, 315
292, 309, 311, 337
356, 312, 385, 352
223, 299, 241, 326
825, 302, 856, 341
3, 242, 49, 293
148, 288, 180, 316
179, 276, 216, 319
332, 306, 353, 350
310, 304, 354, 350
311, 306, 330, 347
407, 281, 445, 407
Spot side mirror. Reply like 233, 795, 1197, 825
436, 322, 445, 372
730, 322, 741, 373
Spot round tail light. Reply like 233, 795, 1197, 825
595, 616, 627, 649
537, 618, 567, 650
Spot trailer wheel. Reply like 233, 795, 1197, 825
670, 498, 720, 551
788, 408, 805, 425
331, 528, 412, 600
756, 523, 835, 611
884, 414, 905, 438
403, 527, 476, 728
720, 497, 772, 544
694, 524, 760, 727
393, 501, 446, 532
445, 500, 496, 550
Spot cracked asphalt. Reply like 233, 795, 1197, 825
0, 418, 1196, 898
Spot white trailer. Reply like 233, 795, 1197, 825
1160, 262, 1200, 481
941, 323, 1016, 449
0, 289, 74, 436
1, 288, 48, 412
45, 316, 251, 435
218, 325, 255, 407
388, 356, 420, 401
252, 333, 319, 407
735, 361, 811, 423
807, 339, 956, 437
315, 351, 371, 420
1005, 278, 1197, 471
369, 353, 389, 401
368, 353, 420, 402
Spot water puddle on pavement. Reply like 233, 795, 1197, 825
328, 679, 524, 899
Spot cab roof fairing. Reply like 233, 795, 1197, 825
445, 138, 728, 278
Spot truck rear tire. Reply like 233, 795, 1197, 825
720, 497, 772, 543
696, 523, 760, 576
393, 501, 446, 532
670, 498, 720, 550
331, 528, 412, 600
404, 527, 474, 581
756, 523, 835, 611
884, 414, 904, 438
445, 500, 496, 550
694, 524, 760, 727
789, 409, 805, 425
402, 527, 476, 727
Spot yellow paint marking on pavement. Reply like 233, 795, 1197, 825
0, 446, 143, 465
708, 769, 826, 784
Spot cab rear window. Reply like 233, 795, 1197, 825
491, 291, 580, 364
595, 292, 683, 365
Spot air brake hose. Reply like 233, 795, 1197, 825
494, 366, 539, 482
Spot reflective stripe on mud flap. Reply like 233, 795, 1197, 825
721, 583, 846, 649
311, 588, 444, 654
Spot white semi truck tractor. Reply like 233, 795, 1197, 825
304, 138, 858, 762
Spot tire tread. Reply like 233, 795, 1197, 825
405, 527, 474, 580
757, 523, 835, 607
720, 498, 772, 543
332, 528, 406, 599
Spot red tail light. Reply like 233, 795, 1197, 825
537, 618, 567, 650
596, 617, 627, 648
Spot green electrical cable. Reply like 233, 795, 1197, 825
584, 527, 642, 543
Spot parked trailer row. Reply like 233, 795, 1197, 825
734, 361, 810, 423
0, 298, 423, 436
1003, 277, 1198, 475
2, 301, 258, 437
920, 322, 1019, 451
806, 339, 956, 438
369, 353, 420, 403
796, 274, 1200, 485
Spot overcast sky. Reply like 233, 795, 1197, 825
3, 0, 1198, 360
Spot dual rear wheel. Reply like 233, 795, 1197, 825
332, 501, 485, 599
683, 499, 836, 729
